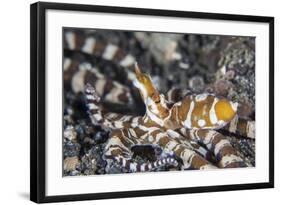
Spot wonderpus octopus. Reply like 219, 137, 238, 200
84, 63, 254, 172
63, 29, 255, 174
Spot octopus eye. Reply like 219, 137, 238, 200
155, 99, 160, 104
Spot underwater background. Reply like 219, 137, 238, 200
63, 28, 255, 176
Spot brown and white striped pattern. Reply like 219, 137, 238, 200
104, 129, 179, 172
84, 66, 249, 171
166, 129, 211, 160
64, 30, 136, 80
166, 89, 254, 138
114, 157, 179, 172
168, 94, 237, 130
142, 128, 216, 169
179, 128, 246, 168
85, 83, 141, 130
104, 126, 216, 170
65, 58, 133, 105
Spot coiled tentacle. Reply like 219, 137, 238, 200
179, 128, 246, 168
166, 129, 211, 160
143, 128, 217, 170
104, 129, 179, 172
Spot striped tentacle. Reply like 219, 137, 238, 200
223, 115, 255, 139
104, 129, 137, 160
129, 119, 215, 169
104, 113, 142, 129
144, 129, 217, 170
113, 156, 178, 173
85, 83, 115, 129
104, 129, 178, 172
85, 83, 142, 130
167, 129, 211, 160
64, 30, 136, 81
66, 59, 133, 105
182, 129, 246, 168
188, 140, 212, 160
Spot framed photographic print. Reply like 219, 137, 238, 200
30, 1, 274, 203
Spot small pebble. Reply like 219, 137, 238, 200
64, 156, 79, 172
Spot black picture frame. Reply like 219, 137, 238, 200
30, 1, 274, 203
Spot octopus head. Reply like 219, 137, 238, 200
133, 63, 170, 120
